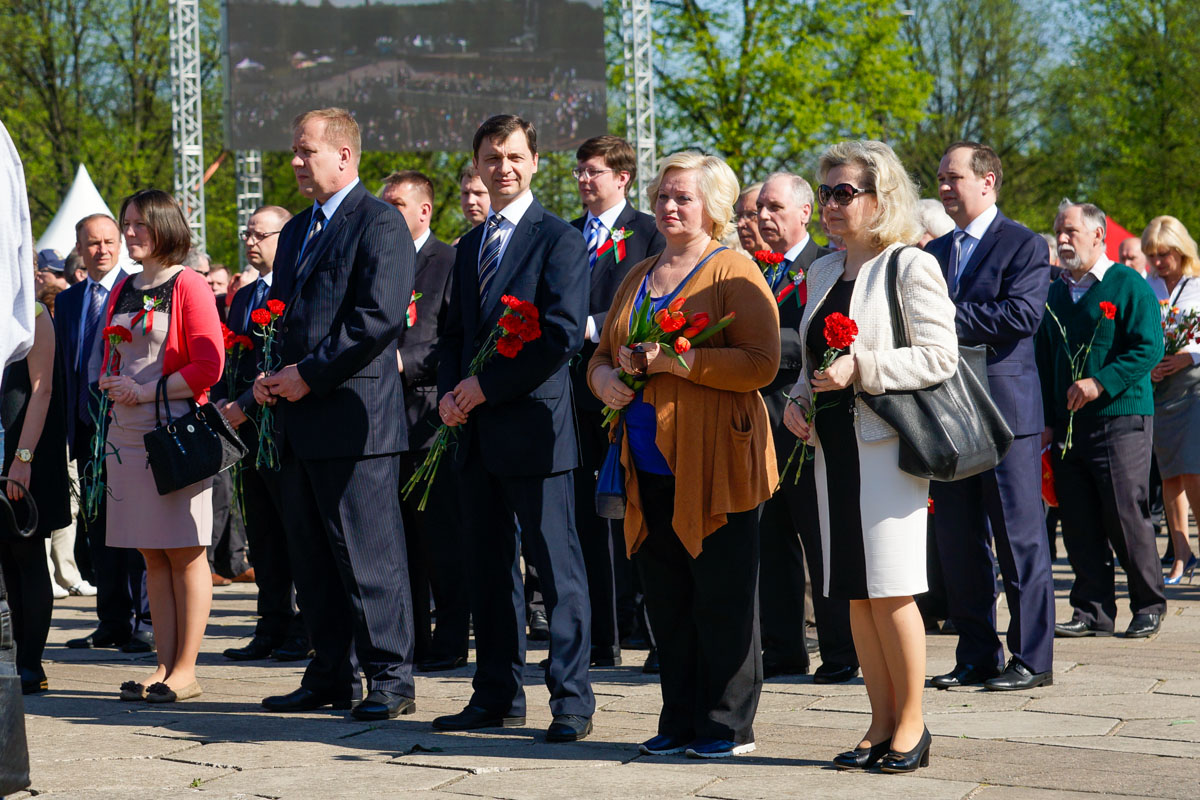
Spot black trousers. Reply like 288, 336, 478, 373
759, 466, 857, 668
574, 407, 620, 659
208, 469, 250, 578
1054, 415, 1166, 629
74, 427, 149, 637
278, 453, 414, 698
0, 535, 51, 674
635, 471, 762, 744
399, 451, 469, 663
240, 462, 304, 644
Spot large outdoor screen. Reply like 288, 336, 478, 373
225, 0, 608, 152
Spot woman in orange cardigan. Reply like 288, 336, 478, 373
99, 189, 224, 704
588, 151, 780, 759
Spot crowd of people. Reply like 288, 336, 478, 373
1, 108, 1196, 775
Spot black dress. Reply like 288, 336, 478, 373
805, 277, 868, 600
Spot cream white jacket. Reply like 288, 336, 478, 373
789, 243, 959, 442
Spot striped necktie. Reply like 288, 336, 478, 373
585, 216, 602, 270
300, 208, 325, 260
477, 215, 504, 306
244, 278, 269, 329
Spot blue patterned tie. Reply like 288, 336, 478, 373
77, 280, 106, 422
947, 230, 967, 297
585, 216, 602, 270
299, 208, 325, 261
244, 278, 269, 329
477, 215, 504, 306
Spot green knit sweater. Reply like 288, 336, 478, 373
1035, 263, 1164, 427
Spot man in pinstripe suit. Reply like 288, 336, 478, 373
256, 108, 418, 721
432, 115, 596, 742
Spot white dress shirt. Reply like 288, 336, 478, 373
583, 199, 629, 342
953, 203, 1000, 278
478, 189, 535, 271
77, 267, 123, 372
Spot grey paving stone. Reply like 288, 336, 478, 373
694, 771, 979, 800
200, 762, 454, 797
1116, 717, 1200, 743
926, 710, 1119, 739
1008, 734, 1200, 759
1155, 678, 1200, 697
437, 762, 719, 799
974, 788, 1162, 800
23, 757, 231, 796
1028, 692, 1200, 720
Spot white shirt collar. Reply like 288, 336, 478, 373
958, 203, 999, 241
259, 271, 274, 288
491, 189, 535, 228
89, 268, 121, 292
314, 177, 360, 221
1067, 255, 1113, 284
782, 234, 811, 263
413, 229, 432, 254
587, 198, 628, 233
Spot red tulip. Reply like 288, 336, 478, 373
674, 337, 691, 355
686, 312, 710, 331
667, 296, 686, 314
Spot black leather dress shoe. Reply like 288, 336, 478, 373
527, 610, 550, 641
65, 628, 128, 649
1054, 619, 1114, 638
416, 655, 468, 672
224, 637, 278, 661
620, 633, 651, 650
813, 663, 860, 684
120, 630, 154, 654
351, 690, 416, 720
433, 704, 526, 731
272, 638, 316, 661
590, 647, 622, 667
262, 686, 352, 713
930, 663, 1000, 689
642, 648, 660, 674
983, 659, 1052, 691
762, 656, 809, 679
20, 666, 47, 695
546, 714, 592, 742
1124, 613, 1161, 638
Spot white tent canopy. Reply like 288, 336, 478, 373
34, 163, 136, 271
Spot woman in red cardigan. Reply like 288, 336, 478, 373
98, 189, 224, 704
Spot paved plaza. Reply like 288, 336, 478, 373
10, 542, 1200, 800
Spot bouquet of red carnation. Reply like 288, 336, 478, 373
82, 325, 133, 521
1043, 300, 1116, 453
753, 250, 785, 274
220, 323, 255, 518
402, 295, 541, 511
251, 299, 286, 470
600, 294, 735, 426
778, 312, 858, 487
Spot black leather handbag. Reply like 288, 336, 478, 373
143, 377, 248, 495
0, 479, 34, 796
859, 246, 1013, 482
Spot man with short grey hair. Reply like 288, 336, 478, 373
734, 182, 767, 254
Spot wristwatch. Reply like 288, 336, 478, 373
14, 448, 33, 463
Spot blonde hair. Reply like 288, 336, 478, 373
292, 107, 361, 165
817, 140, 922, 249
646, 151, 739, 240
1141, 215, 1200, 278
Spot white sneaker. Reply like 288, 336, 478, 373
69, 581, 98, 597
52, 583, 69, 599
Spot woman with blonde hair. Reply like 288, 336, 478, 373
1142, 215, 1200, 583
589, 151, 780, 759
783, 140, 958, 772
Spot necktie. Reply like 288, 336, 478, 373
300, 208, 325, 260
78, 281, 106, 422
585, 217, 602, 270
947, 230, 967, 297
772, 257, 793, 291
244, 278, 269, 329
477, 215, 504, 306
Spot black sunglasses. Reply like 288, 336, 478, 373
817, 183, 876, 207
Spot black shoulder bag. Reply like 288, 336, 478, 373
0, 478, 35, 796
143, 377, 248, 495
859, 246, 1013, 482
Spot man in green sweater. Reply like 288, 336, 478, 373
1036, 202, 1167, 639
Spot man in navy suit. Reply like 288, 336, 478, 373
380, 169, 470, 673
55, 214, 151, 653
432, 115, 595, 742
569, 135, 664, 670
927, 142, 1055, 691
216, 205, 311, 663
255, 108, 417, 721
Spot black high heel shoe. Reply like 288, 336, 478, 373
832, 737, 892, 770
879, 726, 930, 773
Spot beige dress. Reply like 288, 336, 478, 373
105, 270, 212, 549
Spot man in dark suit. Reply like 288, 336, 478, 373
927, 141, 1055, 691
380, 169, 469, 672
55, 213, 151, 653
217, 205, 312, 663
432, 115, 594, 742
569, 135, 664, 670
255, 108, 417, 721
754, 172, 858, 683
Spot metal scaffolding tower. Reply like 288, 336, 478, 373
234, 150, 264, 270
169, 0, 206, 252
621, 0, 655, 211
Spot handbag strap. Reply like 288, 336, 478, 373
0, 479, 38, 539
881, 245, 913, 349
154, 375, 199, 429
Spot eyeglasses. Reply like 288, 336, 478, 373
817, 183, 876, 207
572, 167, 613, 180
735, 210, 759, 222
240, 230, 281, 244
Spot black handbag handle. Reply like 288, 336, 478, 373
0, 479, 38, 539
881, 245, 912, 349
153, 375, 198, 430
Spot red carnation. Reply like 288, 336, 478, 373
250, 308, 272, 326
501, 295, 522, 311
753, 250, 772, 262
103, 325, 133, 343
517, 302, 539, 321
823, 312, 859, 351
674, 336, 691, 355
498, 314, 524, 335
267, 299, 285, 316
497, 333, 524, 358
1099, 301, 1117, 320
236, 335, 255, 350
517, 319, 541, 343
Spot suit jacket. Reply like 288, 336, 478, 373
569, 202, 664, 415
761, 238, 832, 459
436, 196, 588, 476
397, 235, 456, 451
269, 181, 416, 460
53, 269, 128, 456
926, 209, 1049, 437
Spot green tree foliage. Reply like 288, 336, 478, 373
651, 0, 931, 183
